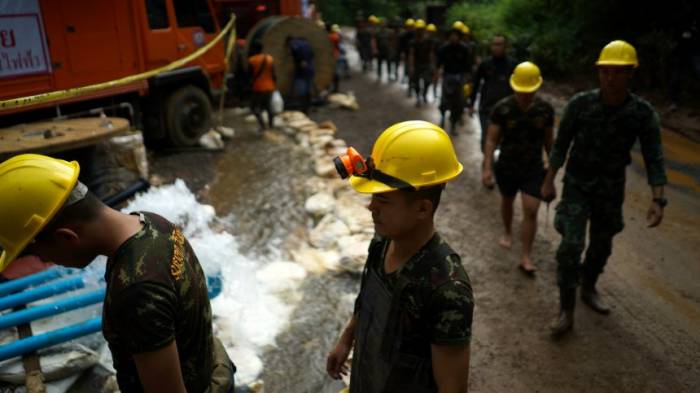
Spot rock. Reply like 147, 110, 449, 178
296, 133, 311, 149
337, 234, 372, 273
318, 120, 338, 133
335, 194, 373, 234
215, 126, 235, 139
328, 92, 360, 111
310, 134, 335, 149
288, 119, 317, 130
244, 114, 258, 123
231, 107, 251, 116
199, 130, 224, 150
304, 177, 331, 195
314, 158, 338, 178
305, 192, 335, 218
309, 214, 350, 248
291, 247, 341, 274
280, 110, 307, 122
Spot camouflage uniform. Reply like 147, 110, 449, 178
549, 90, 667, 297
490, 95, 554, 198
351, 233, 473, 392
103, 212, 234, 393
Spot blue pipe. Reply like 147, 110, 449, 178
0, 275, 85, 312
0, 317, 102, 362
0, 269, 62, 297
0, 288, 105, 331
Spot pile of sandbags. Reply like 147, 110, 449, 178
276, 111, 373, 275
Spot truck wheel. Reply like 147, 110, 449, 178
165, 86, 212, 147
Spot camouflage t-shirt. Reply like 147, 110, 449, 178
549, 89, 667, 197
490, 95, 555, 175
354, 233, 474, 354
102, 212, 214, 393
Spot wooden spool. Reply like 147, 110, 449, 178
246, 16, 334, 96
0, 117, 130, 158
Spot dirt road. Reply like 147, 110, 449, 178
309, 65, 700, 392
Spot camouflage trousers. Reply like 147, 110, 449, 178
554, 183, 624, 290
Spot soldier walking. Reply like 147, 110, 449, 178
408, 20, 437, 107
541, 41, 668, 337
436, 24, 475, 135
482, 62, 554, 275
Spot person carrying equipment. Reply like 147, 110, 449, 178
436, 24, 475, 135
541, 40, 668, 337
0, 154, 236, 393
326, 121, 474, 393
482, 62, 555, 275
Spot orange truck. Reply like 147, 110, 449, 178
0, 0, 228, 147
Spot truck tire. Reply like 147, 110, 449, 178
165, 85, 212, 147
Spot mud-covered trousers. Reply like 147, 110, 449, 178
554, 181, 625, 304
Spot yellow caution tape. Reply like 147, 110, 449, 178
0, 14, 237, 112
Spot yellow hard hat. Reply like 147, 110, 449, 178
463, 83, 473, 98
414, 19, 426, 29
452, 21, 465, 30
405, 18, 415, 27
461, 25, 470, 34
332, 24, 341, 33
596, 40, 638, 68
349, 121, 463, 194
0, 154, 80, 272
368, 15, 379, 24
510, 61, 543, 93
426, 23, 437, 32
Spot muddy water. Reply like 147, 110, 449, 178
202, 113, 359, 392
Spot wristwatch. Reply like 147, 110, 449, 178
652, 197, 668, 208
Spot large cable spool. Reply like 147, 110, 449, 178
246, 16, 334, 96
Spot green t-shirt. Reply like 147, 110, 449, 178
102, 212, 214, 393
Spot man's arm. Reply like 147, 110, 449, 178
541, 97, 579, 200
432, 344, 470, 393
469, 63, 484, 106
326, 314, 357, 379
133, 341, 187, 393
638, 109, 668, 227
482, 124, 501, 188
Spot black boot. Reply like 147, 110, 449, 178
550, 288, 576, 338
581, 275, 610, 314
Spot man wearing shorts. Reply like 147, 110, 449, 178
482, 62, 554, 275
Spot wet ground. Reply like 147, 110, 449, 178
148, 58, 700, 392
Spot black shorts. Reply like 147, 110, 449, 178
495, 166, 545, 199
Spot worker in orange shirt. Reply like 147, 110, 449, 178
328, 23, 343, 92
248, 41, 277, 131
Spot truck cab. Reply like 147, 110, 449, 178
0, 0, 227, 148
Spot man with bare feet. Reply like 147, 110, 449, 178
483, 62, 554, 276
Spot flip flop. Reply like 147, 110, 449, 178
518, 264, 537, 278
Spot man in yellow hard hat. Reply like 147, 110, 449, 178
356, 16, 374, 72
482, 62, 554, 275
408, 20, 437, 107
399, 18, 417, 89
436, 23, 476, 135
0, 154, 235, 392
541, 40, 668, 337
326, 121, 473, 392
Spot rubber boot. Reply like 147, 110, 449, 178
581, 275, 610, 315
550, 287, 576, 338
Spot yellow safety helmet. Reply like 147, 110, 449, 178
414, 19, 426, 29
0, 154, 80, 272
368, 15, 379, 24
452, 21, 465, 30
426, 23, 437, 33
331, 24, 341, 33
510, 61, 543, 93
461, 25, 470, 35
347, 121, 463, 194
463, 83, 473, 98
405, 18, 415, 27
596, 40, 638, 68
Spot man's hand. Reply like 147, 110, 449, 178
133, 341, 187, 393
482, 168, 495, 189
647, 201, 664, 227
540, 179, 556, 203
326, 340, 352, 380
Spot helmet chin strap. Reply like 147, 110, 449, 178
357, 157, 416, 191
